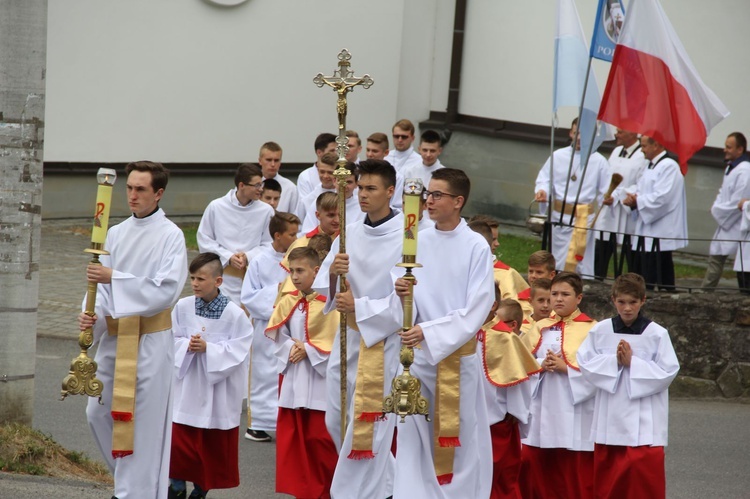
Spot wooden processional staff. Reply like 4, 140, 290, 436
314, 49, 373, 443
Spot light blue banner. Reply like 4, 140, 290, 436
590, 0, 626, 62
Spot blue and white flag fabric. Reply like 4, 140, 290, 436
590, 0, 626, 62
554, 0, 608, 159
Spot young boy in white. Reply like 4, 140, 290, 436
169, 253, 252, 499
577, 273, 679, 499
240, 212, 300, 442
520, 271, 597, 499
266, 247, 339, 498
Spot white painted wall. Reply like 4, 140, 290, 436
460, 0, 750, 148
45, 0, 412, 163
45, 0, 749, 163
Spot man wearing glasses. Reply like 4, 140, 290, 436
384, 118, 423, 174
197, 163, 274, 305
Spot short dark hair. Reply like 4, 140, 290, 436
420, 129, 442, 145
288, 246, 320, 268
498, 299, 524, 329
528, 250, 556, 271
125, 161, 169, 192
469, 214, 499, 229
315, 133, 337, 153
468, 220, 493, 247
235, 163, 263, 187
530, 277, 552, 298
262, 177, 282, 193
189, 252, 223, 276
269, 212, 300, 238
728, 132, 747, 154
367, 132, 389, 150
320, 152, 338, 167
308, 233, 333, 255
551, 271, 583, 296
611, 272, 646, 300
357, 159, 397, 188
431, 168, 470, 210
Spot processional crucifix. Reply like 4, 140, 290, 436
313, 49, 373, 443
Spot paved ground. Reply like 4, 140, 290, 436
1, 219, 749, 498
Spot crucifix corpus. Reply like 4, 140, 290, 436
313, 48, 373, 444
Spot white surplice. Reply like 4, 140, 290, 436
709, 160, 750, 256
535, 146, 610, 276
265, 173, 299, 214
86, 209, 188, 499
273, 305, 330, 411
385, 147, 422, 173
299, 188, 364, 234
577, 318, 679, 446
392, 219, 495, 499
296, 163, 319, 200
595, 143, 647, 242
313, 212, 405, 499
521, 324, 596, 451
197, 189, 274, 304
401, 159, 444, 190
240, 245, 288, 431
734, 201, 750, 272
172, 298, 252, 429
630, 152, 688, 252
296, 184, 335, 232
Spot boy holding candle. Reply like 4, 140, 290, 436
313, 159, 405, 499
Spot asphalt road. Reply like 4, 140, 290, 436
0, 335, 745, 498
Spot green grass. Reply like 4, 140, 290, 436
181, 223, 199, 251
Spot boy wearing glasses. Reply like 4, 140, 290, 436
384, 118, 422, 173
394, 168, 495, 498
197, 163, 273, 305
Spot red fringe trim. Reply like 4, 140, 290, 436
111, 411, 133, 422
438, 436, 461, 448
347, 449, 375, 460
358, 412, 386, 422
112, 450, 133, 459
436, 473, 453, 485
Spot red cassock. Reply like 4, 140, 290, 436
276, 406, 338, 499
490, 418, 522, 499
594, 444, 665, 499
169, 423, 239, 491
519, 446, 593, 499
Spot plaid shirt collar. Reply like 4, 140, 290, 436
195, 290, 229, 319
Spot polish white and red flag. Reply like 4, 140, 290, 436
597, 0, 729, 173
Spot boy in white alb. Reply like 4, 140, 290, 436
296, 133, 338, 200
299, 160, 363, 234
401, 129, 445, 188
197, 163, 274, 305
78, 161, 188, 499
296, 152, 337, 230
169, 253, 252, 499
384, 118, 423, 173
266, 247, 339, 498
577, 273, 679, 499
520, 271, 597, 499
394, 168, 495, 499
240, 212, 300, 442
258, 141, 299, 213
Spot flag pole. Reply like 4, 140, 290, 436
543, 116, 555, 251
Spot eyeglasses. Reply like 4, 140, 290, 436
393, 134, 411, 140
422, 190, 460, 201
245, 182, 264, 189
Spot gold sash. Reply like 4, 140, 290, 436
479, 317, 541, 387
434, 337, 477, 484
265, 291, 338, 355
223, 264, 246, 279
523, 309, 596, 370
105, 309, 172, 458
564, 203, 591, 272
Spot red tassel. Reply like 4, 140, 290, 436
575, 254, 584, 261
358, 412, 386, 422
438, 436, 461, 448
347, 449, 376, 460
111, 411, 133, 422
436, 473, 453, 485
112, 450, 133, 459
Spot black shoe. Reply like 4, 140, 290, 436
188, 490, 207, 499
168, 486, 187, 499
244, 429, 272, 442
